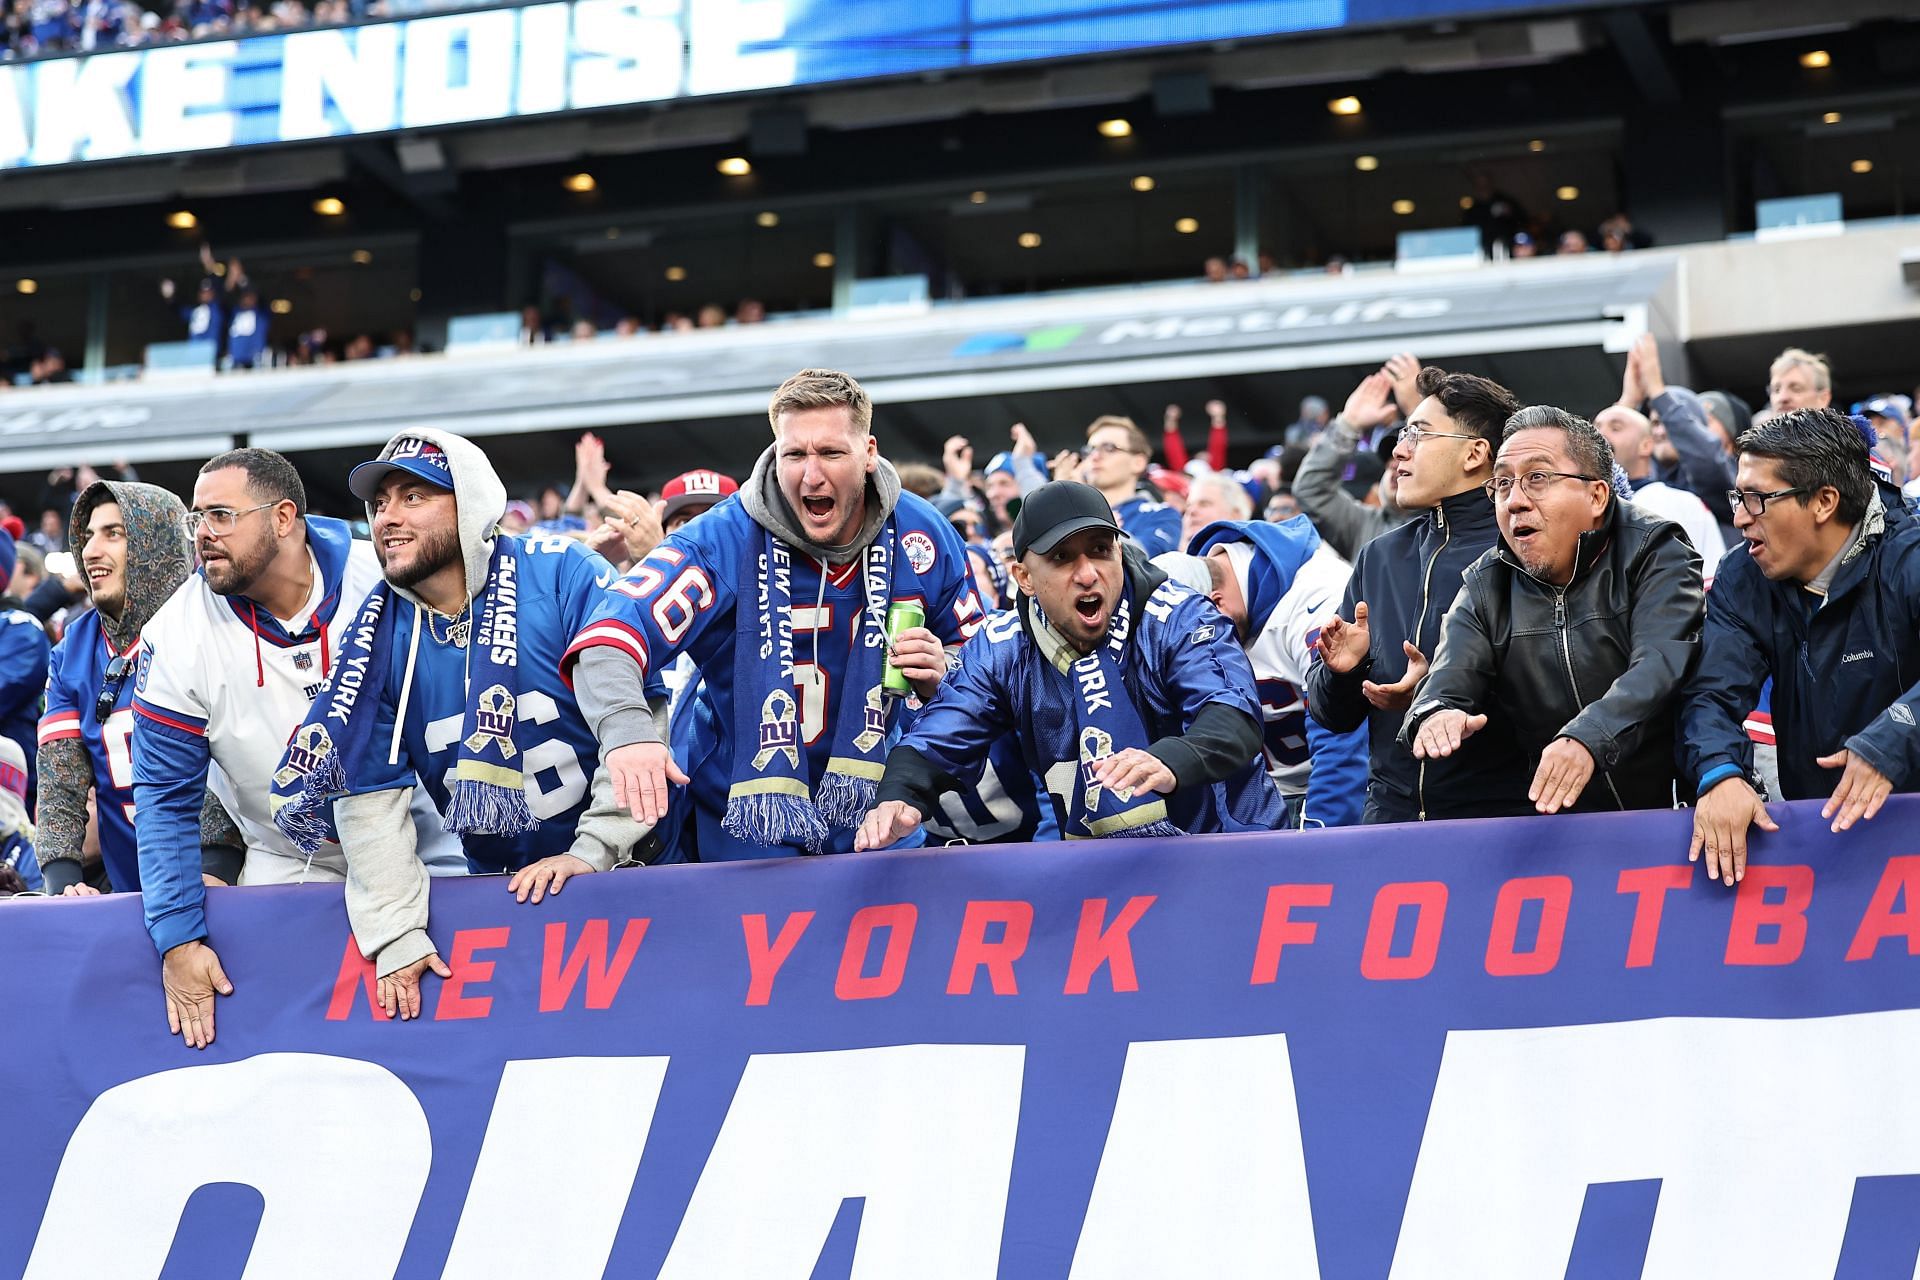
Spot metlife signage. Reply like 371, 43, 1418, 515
0, 0, 1614, 170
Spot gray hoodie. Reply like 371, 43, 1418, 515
334, 426, 650, 977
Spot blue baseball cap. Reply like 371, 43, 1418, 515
348, 436, 455, 500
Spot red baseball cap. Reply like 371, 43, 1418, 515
660, 469, 738, 523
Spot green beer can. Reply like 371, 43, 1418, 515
882, 600, 927, 698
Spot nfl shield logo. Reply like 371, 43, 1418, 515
293, 652, 314, 671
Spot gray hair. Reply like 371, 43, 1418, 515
1188, 471, 1253, 521
1502, 406, 1622, 500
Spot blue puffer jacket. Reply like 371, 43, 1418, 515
1679, 492, 1920, 800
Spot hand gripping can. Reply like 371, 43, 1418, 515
882, 601, 927, 698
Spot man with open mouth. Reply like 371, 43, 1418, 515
854, 481, 1282, 849
1404, 406, 1704, 818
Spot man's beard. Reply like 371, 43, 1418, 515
381, 524, 463, 590
202, 530, 275, 597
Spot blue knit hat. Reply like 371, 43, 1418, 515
0, 527, 15, 596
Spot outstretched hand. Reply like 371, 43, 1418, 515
1316, 601, 1373, 674
1361, 640, 1428, 711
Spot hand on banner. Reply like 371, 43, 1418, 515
1529, 737, 1595, 813
379, 952, 453, 1021
854, 800, 925, 852
1817, 748, 1893, 832
606, 742, 689, 827
1689, 775, 1778, 886
163, 940, 233, 1049
508, 854, 594, 904
1362, 640, 1429, 711
1412, 709, 1487, 760
1090, 748, 1175, 797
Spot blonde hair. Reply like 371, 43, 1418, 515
1085, 414, 1151, 456
1770, 347, 1831, 393
768, 368, 873, 436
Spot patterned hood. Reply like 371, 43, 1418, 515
69, 480, 192, 649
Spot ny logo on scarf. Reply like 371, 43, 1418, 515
465, 686, 518, 760
752, 690, 800, 770
1079, 725, 1134, 811
274, 722, 333, 789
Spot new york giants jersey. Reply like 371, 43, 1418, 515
1115, 496, 1181, 558
345, 535, 615, 874
566, 492, 984, 860
0, 608, 48, 797
133, 517, 461, 956
38, 611, 142, 890
918, 733, 1059, 846
901, 580, 1283, 835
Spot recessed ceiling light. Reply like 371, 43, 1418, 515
350, 248, 373, 264
664, 265, 687, 281
1822, 111, 1843, 124
1354, 154, 1379, 172
563, 172, 596, 193
1458, 195, 1474, 210
1098, 118, 1132, 138
166, 210, 197, 230
1327, 96, 1362, 116
1391, 199, 1415, 215
15, 278, 36, 294
1851, 159, 1874, 174
1527, 139, 1545, 153
755, 211, 780, 227
269, 298, 292, 314
1131, 175, 1155, 192
812, 252, 836, 268
1173, 217, 1199, 234
1799, 49, 1830, 69
1556, 185, 1580, 201
604, 227, 621, 240
1017, 232, 1042, 248
312, 197, 345, 216
969, 190, 988, 204
409, 288, 422, 302
716, 156, 752, 176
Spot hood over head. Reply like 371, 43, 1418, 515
70, 480, 192, 644
740, 442, 902, 563
1189, 515, 1324, 637
356, 427, 508, 608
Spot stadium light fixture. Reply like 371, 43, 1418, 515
1556, 185, 1580, 201
1018, 232, 1042, 248
1354, 155, 1379, 172
1459, 195, 1474, 210
1098, 118, 1132, 138
1173, 217, 1199, 234
664, 265, 688, 281
812, 252, 836, 268
717, 156, 752, 176
1131, 175, 1155, 192
756, 211, 780, 227
1799, 50, 1830, 69
410, 288, 422, 303
563, 172, 596, 193
1822, 112, 1842, 124
1327, 96, 1361, 116
351, 249, 373, 264
313, 197, 345, 216
969, 190, 988, 204
269, 298, 292, 314
15, 278, 35, 294
1391, 199, 1415, 215
1851, 159, 1873, 174
1527, 139, 1545, 152
166, 210, 197, 230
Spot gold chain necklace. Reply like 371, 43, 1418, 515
427, 603, 471, 648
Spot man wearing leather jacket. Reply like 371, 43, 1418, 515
1306, 366, 1530, 823
1403, 407, 1704, 814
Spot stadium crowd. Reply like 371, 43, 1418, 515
2, 350, 1918, 1049
4, 0, 470, 61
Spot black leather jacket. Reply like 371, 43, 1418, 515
1402, 496, 1704, 812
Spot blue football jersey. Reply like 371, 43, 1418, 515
39, 612, 140, 890
1115, 496, 1181, 557
900, 583, 1284, 835
347, 534, 616, 873
567, 492, 985, 860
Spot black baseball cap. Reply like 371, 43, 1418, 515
1012, 481, 1121, 558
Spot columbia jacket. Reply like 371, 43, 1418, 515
1680, 492, 1920, 800
1305, 485, 1530, 822
1403, 496, 1703, 812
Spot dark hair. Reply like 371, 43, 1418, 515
1503, 405, 1616, 485
199, 447, 307, 517
1737, 407, 1873, 526
1413, 366, 1521, 447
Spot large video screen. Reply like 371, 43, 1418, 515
0, 0, 1599, 170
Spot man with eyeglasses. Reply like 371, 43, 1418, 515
1307, 365, 1530, 823
1078, 415, 1181, 557
133, 448, 461, 1049
1404, 407, 1703, 814
1681, 407, 1920, 887
36, 479, 242, 896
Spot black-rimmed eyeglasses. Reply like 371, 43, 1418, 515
1726, 486, 1808, 518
